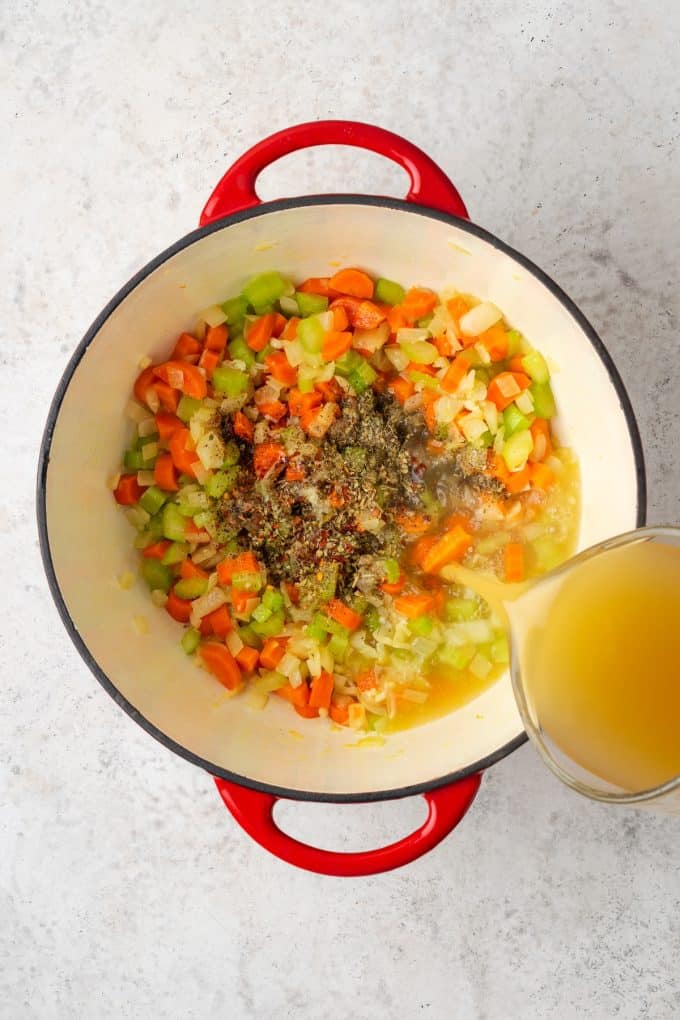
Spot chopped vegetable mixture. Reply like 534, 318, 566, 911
112, 267, 579, 732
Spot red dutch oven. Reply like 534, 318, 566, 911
38, 121, 645, 875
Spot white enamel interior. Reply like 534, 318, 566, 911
44, 202, 641, 797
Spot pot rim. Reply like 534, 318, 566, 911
36, 194, 647, 803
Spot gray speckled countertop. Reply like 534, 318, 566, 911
3, 2, 679, 1017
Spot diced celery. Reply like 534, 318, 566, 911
334, 349, 363, 377
347, 360, 377, 394
506, 330, 523, 357
406, 370, 440, 389
252, 670, 287, 693
296, 368, 316, 393
490, 633, 510, 664
174, 577, 208, 600
316, 563, 339, 604
222, 441, 240, 467
374, 278, 405, 306
250, 610, 285, 637
228, 335, 256, 368
530, 381, 556, 419
383, 558, 401, 584
255, 343, 273, 364
124, 449, 151, 471
231, 570, 263, 592
177, 395, 203, 423
408, 614, 435, 637
399, 340, 438, 364
251, 603, 272, 623
221, 295, 249, 326
213, 365, 249, 396
161, 541, 189, 565
343, 446, 367, 471
238, 624, 262, 649
313, 612, 349, 639
521, 350, 550, 385
477, 430, 494, 449
161, 503, 187, 542
297, 316, 325, 353
305, 620, 327, 643
206, 466, 239, 499
348, 593, 369, 615
262, 588, 284, 612
140, 559, 173, 593
503, 404, 530, 437
181, 627, 201, 654
421, 488, 443, 517
139, 486, 167, 517
502, 430, 534, 471
328, 630, 350, 662
445, 597, 478, 622
295, 292, 328, 317
364, 606, 380, 632
242, 272, 291, 313
438, 643, 476, 670
417, 314, 434, 328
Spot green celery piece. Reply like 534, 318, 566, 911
445, 597, 478, 622
242, 272, 291, 313
255, 343, 273, 364
124, 449, 150, 471
177, 395, 203, 423
250, 611, 285, 637
221, 295, 249, 326
502, 430, 534, 472
174, 577, 208, 600
503, 404, 530, 438
363, 606, 380, 632
139, 486, 168, 516
408, 614, 435, 637
348, 593, 369, 615
213, 365, 249, 396
383, 558, 401, 584
161, 541, 189, 565
530, 381, 556, 419
521, 350, 550, 385
328, 631, 349, 662
334, 349, 363, 377
439, 643, 476, 670
228, 335, 256, 368
238, 624, 262, 649
347, 361, 377, 395
262, 588, 284, 612
490, 634, 510, 664
206, 466, 239, 499
406, 370, 440, 389
374, 278, 405, 306
313, 612, 349, 639
161, 503, 187, 542
181, 627, 201, 655
251, 602, 272, 623
297, 316, 324, 353
295, 292, 328, 316
140, 559, 173, 593
420, 489, 443, 517
305, 620, 327, 643
252, 670, 287, 694
399, 340, 438, 364
316, 563, 338, 604
222, 441, 240, 467
231, 570, 263, 592
506, 330, 523, 357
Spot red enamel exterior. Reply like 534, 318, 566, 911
204, 120, 477, 875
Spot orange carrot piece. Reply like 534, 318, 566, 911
446, 296, 472, 323
288, 389, 321, 417
204, 324, 229, 353
329, 268, 374, 299
113, 474, 144, 505
410, 534, 438, 568
309, 670, 335, 710
133, 366, 157, 405
253, 441, 287, 478
276, 681, 310, 708
230, 589, 253, 614
325, 599, 363, 632
258, 401, 288, 422
246, 313, 276, 352
154, 452, 179, 492
329, 703, 350, 726
476, 324, 509, 362
216, 552, 260, 585
386, 305, 409, 334
421, 525, 473, 573
168, 427, 199, 477
199, 642, 242, 690
155, 412, 183, 440
172, 332, 203, 359
508, 356, 527, 374
530, 418, 553, 462
152, 380, 180, 413
298, 277, 336, 297
265, 351, 297, 386
332, 305, 349, 331
355, 670, 379, 692
315, 377, 342, 402
486, 371, 531, 411
393, 593, 436, 618
321, 330, 353, 361
284, 461, 305, 482
387, 375, 415, 404
329, 296, 386, 329
441, 353, 471, 394
236, 645, 259, 673
400, 287, 438, 323
396, 511, 432, 535
165, 588, 192, 623
203, 604, 233, 638
153, 361, 207, 400
530, 461, 556, 491
179, 559, 209, 580
280, 316, 300, 340
259, 638, 287, 671
198, 347, 221, 376
232, 410, 254, 441
294, 704, 320, 719
142, 540, 171, 560
433, 333, 455, 357
504, 542, 525, 583
379, 575, 407, 595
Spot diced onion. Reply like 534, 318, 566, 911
200, 304, 228, 328
459, 415, 488, 443
279, 295, 299, 316
189, 588, 227, 627
316, 311, 333, 331
284, 340, 304, 367
144, 387, 160, 413
245, 691, 269, 711
107, 472, 121, 491
515, 390, 534, 415
348, 703, 366, 730
396, 327, 430, 343
150, 589, 168, 608
384, 346, 410, 372
138, 355, 152, 370
403, 392, 423, 413
482, 400, 499, 433
473, 342, 492, 365
400, 688, 428, 704
353, 322, 390, 353
496, 374, 521, 400
435, 395, 461, 424
278, 652, 301, 678
137, 417, 157, 438
469, 652, 492, 679
459, 301, 503, 336
220, 394, 247, 414
226, 630, 244, 656
136, 470, 155, 487
125, 399, 150, 423
194, 319, 207, 341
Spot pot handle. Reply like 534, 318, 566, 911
213, 773, 481, 876
200, 120, 468, 225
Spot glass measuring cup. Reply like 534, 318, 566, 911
443, 526, 680, 812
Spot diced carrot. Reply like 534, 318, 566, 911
509, 356, 527, 374
395, 511, 432, 535
530, 418, 552, 462
216, 551, 260, 585
309, 670, 335, 710
329, 703, 350, 726
258, 401, 288, 422
154, 452, 179, 492
253, 441, 287, 478
172, 332, 203, 359
329, 296, 386, 329
298, 277, 336, 297
504, 542, 525, 583
155, 412, 183, 440
142, 540, 171, 560
433, 333, 455, 357
204, 324, 228, 353
393, 593, 436, 618
426, 438, 445, 456
329, 268, 374, 299
386, 305, 409, 334
276, 681, 310, 708
198, 347, 220, 376
259, 638, 287, 671
113, 474, 144, 505
184, 519, 210, 542
315, 377, 342, 402
325, 599, 362, 632
179, 559, 209, 580
379, 574, 407, 595
421, 525, 473, 573
406, 360, 437, 376
446, 296, 472, 323
246, 313, 276, 352
284, 582, 300, 606
153, 361, 207, 400
199, 642, 242, 690
441, 353, 471, 394
271, 313, 287, 337
492, 454, 532, 494
295, 704, 320, 719
284, 461, 305, 482
236, 645, 259, 673
420, 389, 438, 432
530, 461, 556, 491
233, 410, 254, 441
265, 351, 297, 386
288, 388, 322, 417
410, 534, 438, 568
332, 305, 349, 331
280, 316, 300, 340
387, 376, 415, 404
165, 588, 192, 623
203, 604, 233, 638
168, 427, 199, 477
486, 372, 531, 411
152, 380, 180, 413
355, 670, 379, 692
476, 324, 509, 362
230, 589, 253, 614
133, 366, 158, 406
321, 330, 353, 361
400, 287, 438, 323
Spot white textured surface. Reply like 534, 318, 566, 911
2, 1, 679, 1017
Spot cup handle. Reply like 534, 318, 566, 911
213, 774, 481, 876
200, 119, 468, 225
